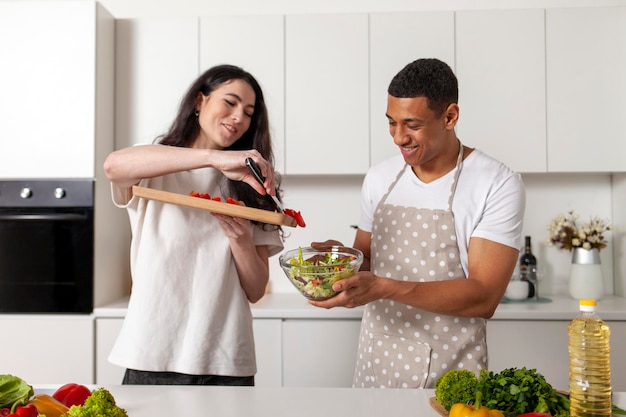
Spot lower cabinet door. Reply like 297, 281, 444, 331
282, 319, 361, 387
95, 318, 125, 385
0, 317, 94, 385
253, 319, 283, 387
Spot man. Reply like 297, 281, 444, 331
311, 58, 525, 388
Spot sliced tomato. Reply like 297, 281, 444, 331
212, 196, 221, 202
190, 191, 201, 197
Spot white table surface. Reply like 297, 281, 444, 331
35, 386, 626, 417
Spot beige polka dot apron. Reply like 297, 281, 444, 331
354, 143, 487, 389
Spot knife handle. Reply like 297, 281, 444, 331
245, 157, 266, 184
245, 157, 284, 212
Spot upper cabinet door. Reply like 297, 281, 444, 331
456, 9, 547, 173
115, 18, 198, 148
200, 15, 285, 173
0, 1, 111, 178
546, 7, 626, 172
369, 12, 455, 167
285, 14, 369, 175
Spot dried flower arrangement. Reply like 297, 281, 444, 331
547, 210, 612, 251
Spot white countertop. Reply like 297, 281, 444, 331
93, 293, 626, 321
34, 386, 626, 417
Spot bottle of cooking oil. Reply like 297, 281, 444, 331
568, 299, 612, 417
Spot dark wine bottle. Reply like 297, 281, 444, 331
519, 235, 537, 298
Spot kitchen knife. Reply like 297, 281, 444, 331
245, 157, 284, 213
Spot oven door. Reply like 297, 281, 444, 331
0, 206, 94, 313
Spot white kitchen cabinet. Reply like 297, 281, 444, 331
0, 1, 113, 179
253, 319, 282, 387
282, 319, 361, 387
456, 9, 547, 173
199, 15, 286, 174
0, 316, 93, 385
487, 320, 626, 392
95, 318, 283, 386
285, 14, 369, 175
115, 18, 199, 148
546, 7, 626, 172
95, 318, 126, 385
369, 12, 455, 167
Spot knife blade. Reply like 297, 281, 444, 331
245, 157, 284, 213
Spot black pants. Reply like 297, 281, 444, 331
122, 369, 254, 386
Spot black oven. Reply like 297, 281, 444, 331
0, 180, 94, 313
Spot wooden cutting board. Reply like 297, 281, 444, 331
429, 396, 618, 417
430, 397, 448, 417
132, 186, 298, 227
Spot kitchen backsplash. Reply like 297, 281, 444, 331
268, 172, 620, 297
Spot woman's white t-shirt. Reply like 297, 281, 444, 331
358, 149, 526, 278
108, 168, 283, 376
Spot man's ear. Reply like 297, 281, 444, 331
444, 103, 460, 129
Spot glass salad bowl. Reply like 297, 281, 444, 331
279, 245, 364, 301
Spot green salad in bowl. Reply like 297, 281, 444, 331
279, 246, 364, 300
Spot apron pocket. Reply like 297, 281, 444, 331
370, 332, 432, 388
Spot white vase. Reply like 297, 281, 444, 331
568, 247, 604, 300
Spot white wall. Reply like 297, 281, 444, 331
109, 0, 624, 296
55, 0, 626, 18
8, 0, 621, 296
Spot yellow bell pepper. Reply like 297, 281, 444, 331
28, 394, 70, 417
449, 402, 505, 417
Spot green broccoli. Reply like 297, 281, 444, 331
62, 388, 128, 417
434, 369, 479, 411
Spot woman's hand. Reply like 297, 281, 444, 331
212, 149, 277, 197
212, 213, 252, 240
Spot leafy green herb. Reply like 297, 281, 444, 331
65, 387, 128, 417
0, 374, 34, 409
434, 369, 479, 411
476, 368, 569, 417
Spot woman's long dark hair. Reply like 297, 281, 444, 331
157, 64, 283, 233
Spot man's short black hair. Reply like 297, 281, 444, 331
387, 58, 458, 117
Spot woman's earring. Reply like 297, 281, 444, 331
194, 109, 199, 117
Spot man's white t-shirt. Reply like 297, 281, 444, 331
108, 168, 283, 376
358, 149, 526, 278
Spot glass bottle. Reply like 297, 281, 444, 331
568, 299, 612, 417
519, 235, 538, 299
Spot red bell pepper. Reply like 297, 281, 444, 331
6, 404, 38, 417
52, 383, 92, 407
284, 208, 306, 227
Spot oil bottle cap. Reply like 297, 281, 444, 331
580, 299, 597, 311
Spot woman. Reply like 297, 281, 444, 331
103, 64, 284, 386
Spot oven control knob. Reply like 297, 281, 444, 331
54, 187, 66, 199
20, 187, 33, 199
